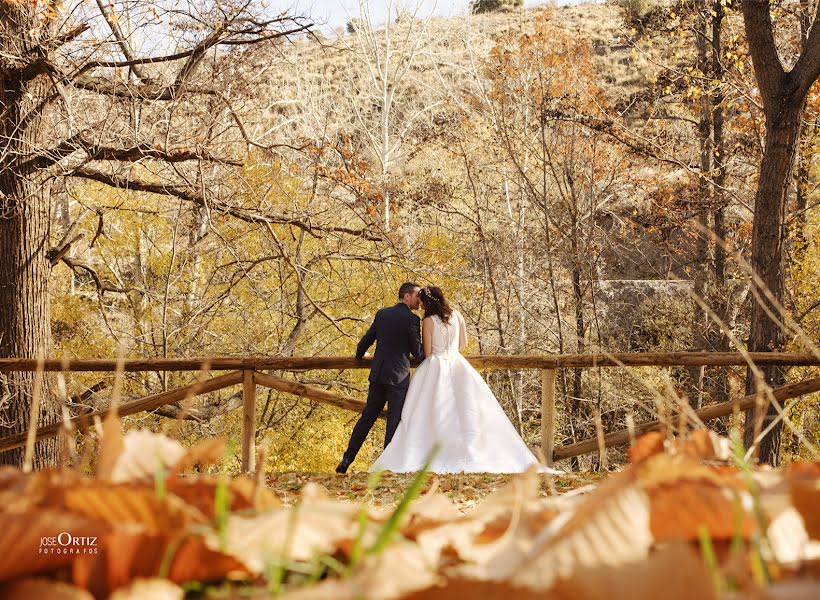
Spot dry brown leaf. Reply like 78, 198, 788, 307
109, 578, 184, 600
791, 478, 820, 540
163, 475, 279, 519
413, 470, 544, 569
0, 467, 26, 492
109, 430, 187, 483
212, 500, 359, 571
547, 542, 716, 600
638, 454, 756, 541
746, 580, 820, 599
74, 530, 248, 596
170, 438, 226, 475
0, 469, 83, 513
499, 467, 652, 589
280, 542, 436, 600
679, 429, 732, 462
229, 474, 282, 510
65, 485, 207, 535
649, 480, 756, 541
399, 580, 551, 600
351, 541, 437, 600
0, 578, 94, 600
628, 431, 665, 464
0, 509, 105, 581
401, 480, 462, 539
166, 534, 249, 583
766, 507, 817, 565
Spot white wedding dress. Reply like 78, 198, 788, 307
372, 311, 561, 474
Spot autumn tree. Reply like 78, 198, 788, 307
0, 0, 320, 467
337, 0, 442, 230
741, 0, 820, 464
483, 15, 623, 462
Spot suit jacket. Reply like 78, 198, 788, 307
356, 303, 424, 384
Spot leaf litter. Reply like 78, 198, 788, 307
0, 422, 817, 599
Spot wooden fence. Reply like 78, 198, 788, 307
0, 352, 818, 471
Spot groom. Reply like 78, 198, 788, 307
336, 282, 425, 474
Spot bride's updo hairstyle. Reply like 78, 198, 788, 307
420, 286, 453, 324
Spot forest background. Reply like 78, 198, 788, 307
2, 0, 818, 473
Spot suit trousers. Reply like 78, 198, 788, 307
343, 377, 409, 463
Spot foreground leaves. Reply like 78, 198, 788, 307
0, 427, 817, 598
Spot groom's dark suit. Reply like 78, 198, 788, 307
342, 303, 424, 464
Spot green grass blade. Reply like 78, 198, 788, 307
214, 475, 230, 553
268, 501, 301, 595
367, 446, 438, 556
155, 451, 167, 500
347, 470, 382, 574
698, 525, 723, 596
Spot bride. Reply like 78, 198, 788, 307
372, 286, 561, 474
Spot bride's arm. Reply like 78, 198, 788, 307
423, 316, 433, 357
458, 312, 468, 351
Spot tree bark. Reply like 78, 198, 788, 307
687, 0, 712, 410
0, 4, 59, 467
742, 104, 802, 463
740, 0, 820, 464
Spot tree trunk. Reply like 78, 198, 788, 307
739, 0, 820, 465
709, 0, 730, 423
0, 6, 59, 467
687, 0, 712, 410
742, 103, 803, 464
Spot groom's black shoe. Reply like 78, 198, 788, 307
335, 458, 351, 474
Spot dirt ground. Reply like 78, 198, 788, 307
266, 470, 604, 510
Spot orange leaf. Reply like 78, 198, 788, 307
0, 579, 93, 600
0, 509, 105, 582
791, 479, 820, 540
65, 485, 206, 535
74, 531, 247, 596
628, 431, 664, 464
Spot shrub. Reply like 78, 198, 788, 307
470, 0, 524, 15
617, 0, 669, 33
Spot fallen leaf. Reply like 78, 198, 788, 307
499, 467, 652, 589
791, 478, 820, 540
212, 500, 359, 571
74, 531, 248, 596
0, 578, 93, 600
547, 542, 716, 600
280, 541, 436, 600
639, 454, 756, 541
109, 578, 183, 600
65, 485, 206, 535
0, 509, 105, 581
679, 429, 732, 462
402, 480, 462, 539
399, 579, 550, 600
110, 430, 187, 484
628, 431, 664, 464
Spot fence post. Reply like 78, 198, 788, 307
541, 368, 556, 467
241, 369, 256, 473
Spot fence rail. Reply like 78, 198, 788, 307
1, 351, 818, 372
0, 352, 818, 470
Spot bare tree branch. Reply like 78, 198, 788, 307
70, 167, 383, 241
